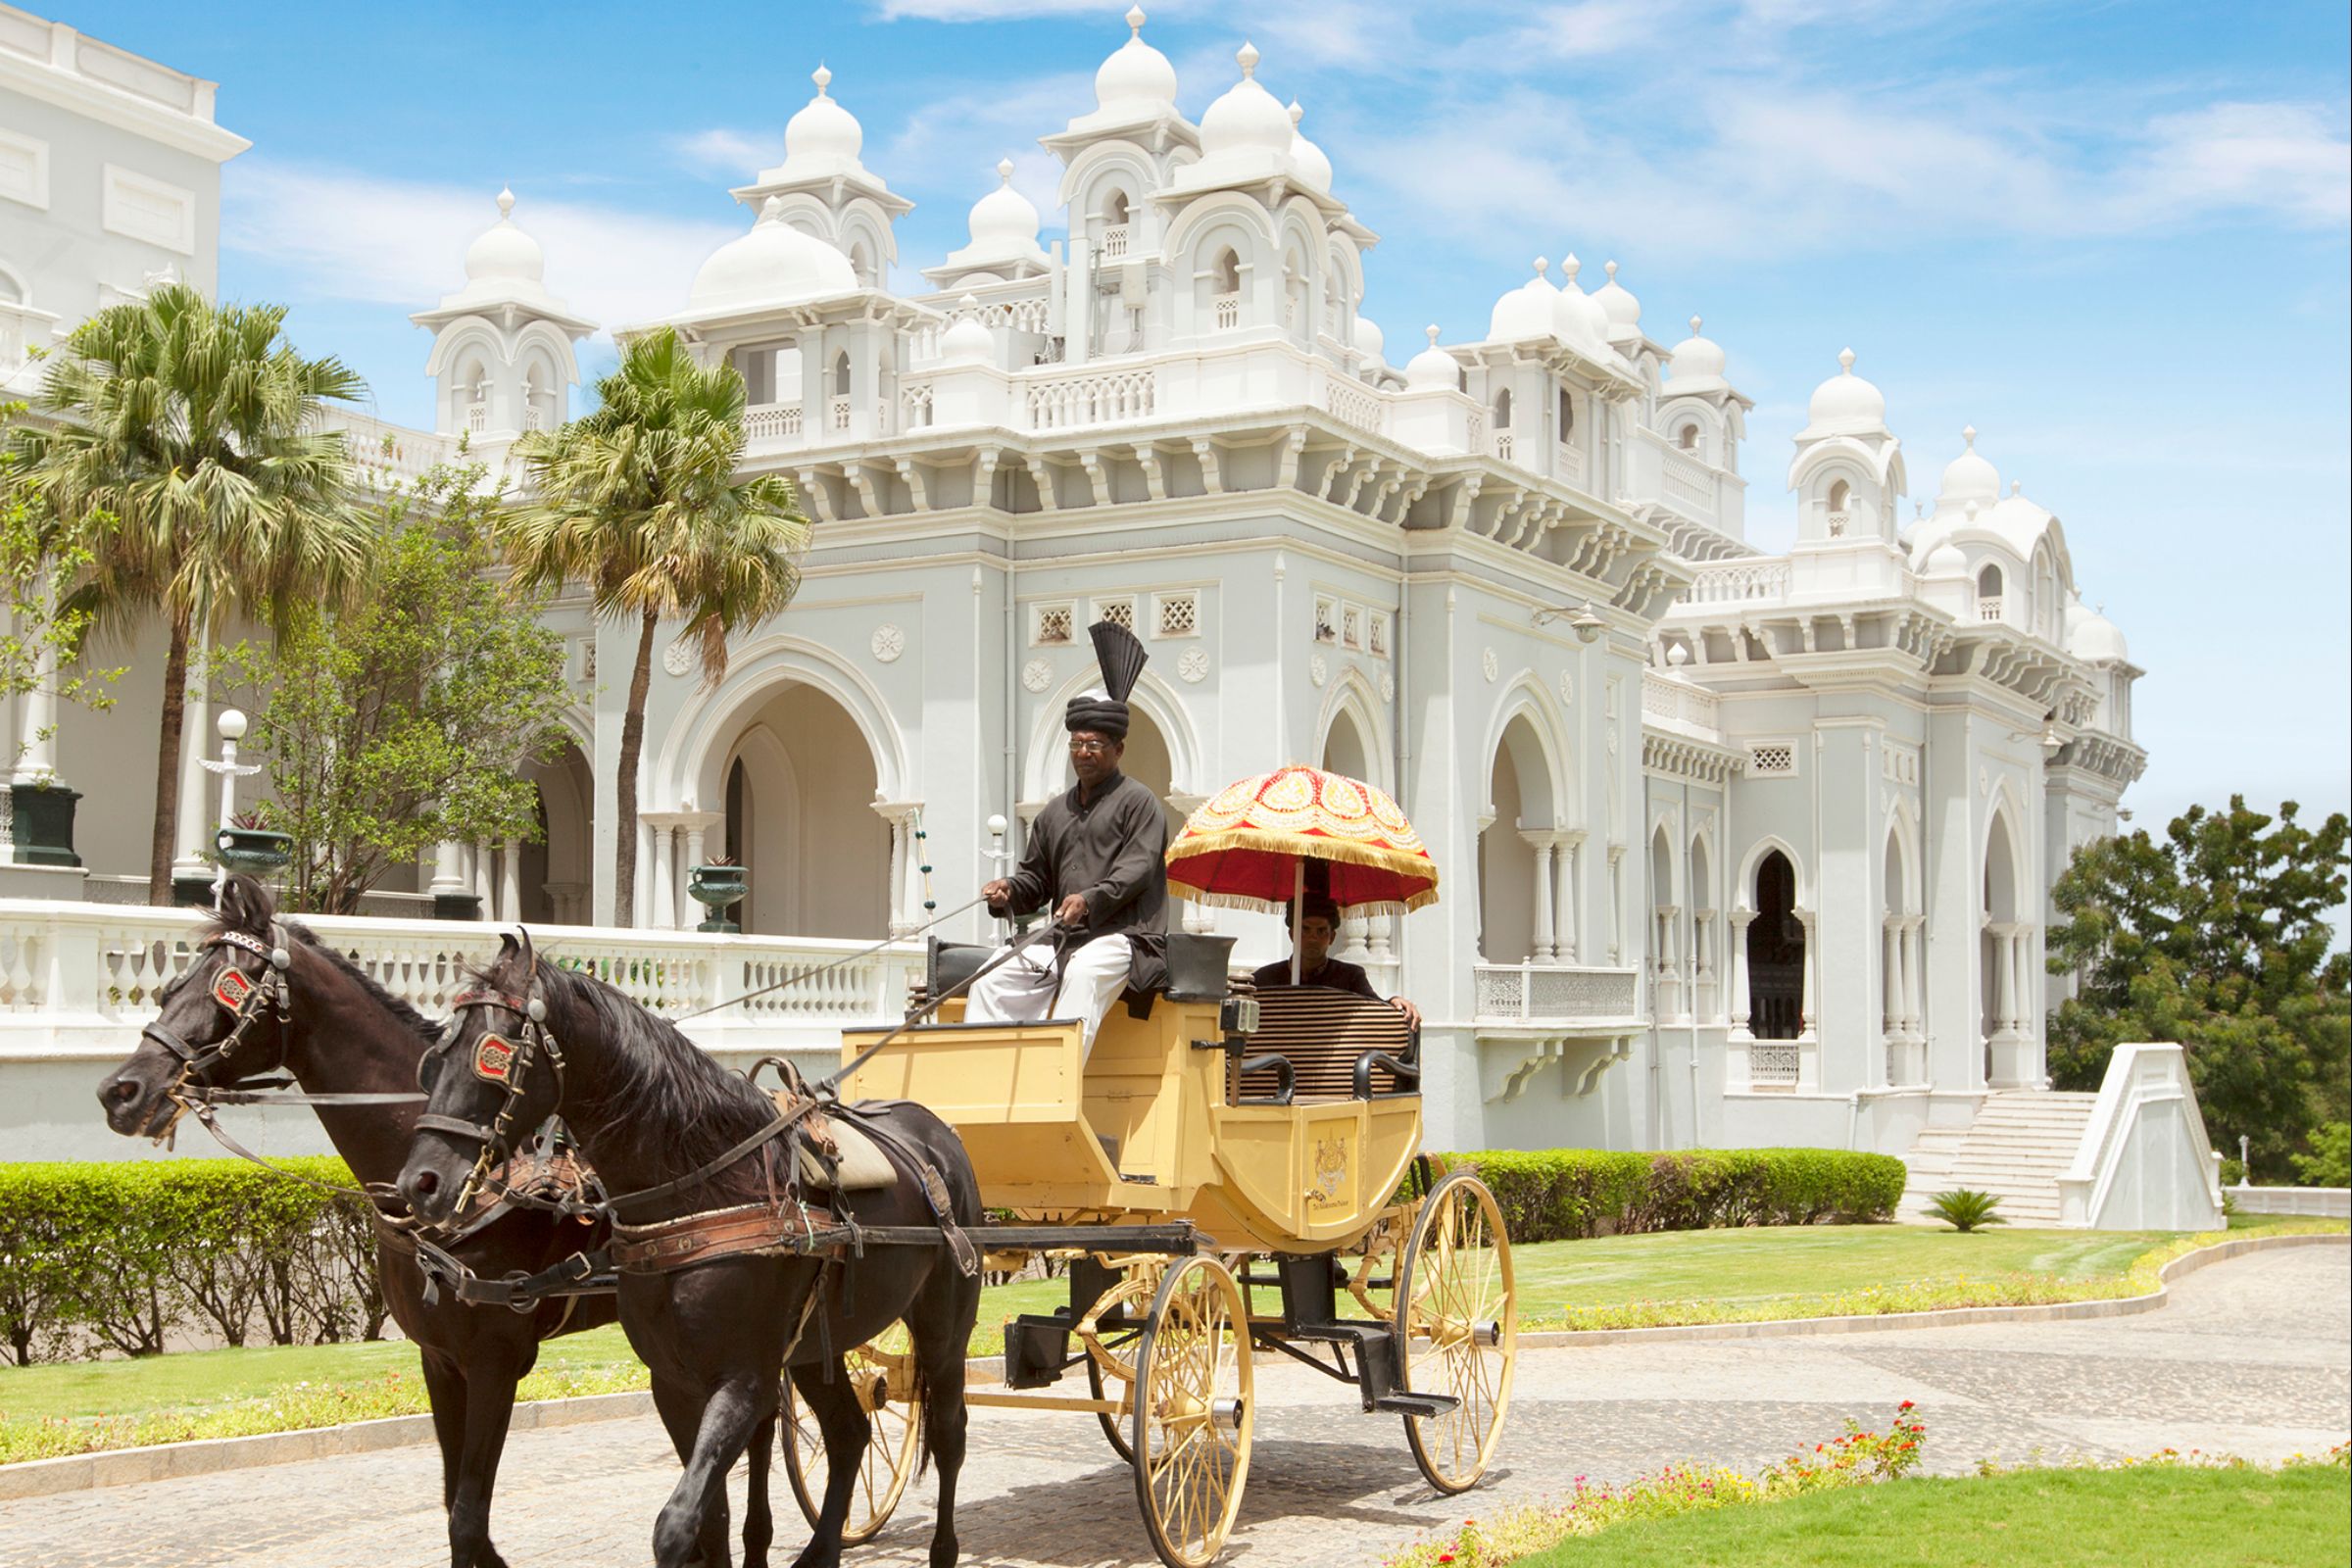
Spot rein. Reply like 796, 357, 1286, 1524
667, 893, 988, 1022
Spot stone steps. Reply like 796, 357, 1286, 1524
1898, 1091, 2098, 1226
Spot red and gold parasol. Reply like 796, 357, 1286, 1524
1165, 764, 1440, 917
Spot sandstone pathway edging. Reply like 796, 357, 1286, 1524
3, 1229, 2340, 1505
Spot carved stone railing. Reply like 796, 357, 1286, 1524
1642, 672, 1721, 738
744, 402, 805, 447
1471, 962, 1640, 1023
1026, 366, 1157, 430
1322, 376, 1386, 436
1212, 292, 1241, 331
1686, 559, 1790, 605
1555, 441, 1587, 486
1101, 223, 1129, 260
1746, 1040, 1799, 1087
1661, 449, 1714, 513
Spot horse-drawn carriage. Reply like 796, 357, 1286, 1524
806, 940, 1518, 1568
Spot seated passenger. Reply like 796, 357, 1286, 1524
969, 621, 1166, 1054
1250, 894, 1423, 1028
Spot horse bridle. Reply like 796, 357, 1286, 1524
148, 928, 296, 1128
416, 974, 567, 1218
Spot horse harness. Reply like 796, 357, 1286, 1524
147, 928, 297, 1129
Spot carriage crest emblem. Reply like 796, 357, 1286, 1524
1309, 1133, 1349, 1206
473, 1034, 517, 1084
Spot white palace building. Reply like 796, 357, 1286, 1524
5, 9, 2224, 1227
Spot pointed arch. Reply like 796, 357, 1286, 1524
1735, 834, 1809, 913
656, 632, 909, 811
1020, 667, 1201, 806
1481, 674, 1576, 830
1310, 666, 1393, 792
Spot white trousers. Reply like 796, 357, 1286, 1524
964, 933, 1133, 1053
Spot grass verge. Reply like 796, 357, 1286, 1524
3, 1216, 2339, 1465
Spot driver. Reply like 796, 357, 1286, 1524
968, 621, 1166, 1054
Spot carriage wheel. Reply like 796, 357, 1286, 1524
1130, 1255, 1253, 1568
1087, 1333, 1137, 1464
1395, 1169, 1517, 1494
779, 1322, 923, 1544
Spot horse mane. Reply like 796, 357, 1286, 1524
281, 923, 439, 1041
520, 959, 777, 1195
192, 881, 436, 1044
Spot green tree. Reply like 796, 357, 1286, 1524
2047, 796, 2350, 1181
11, 285, 370, 903
505, 327, 808, 925
0, 404, 122, 773
219, 466, 571, 914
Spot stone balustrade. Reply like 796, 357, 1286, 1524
1470, 961, 1640, 1023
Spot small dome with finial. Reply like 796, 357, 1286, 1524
1936, 424, 2001, 514
1551, 253, 1614, 355
464, 186, 544, 284
1488, 257, 1558, 342
1405, 324, 1460, 391
781, 65, 866, 178
939, 294, 995, 364
1089, 6, 1180, 122
1800, 347, 1888, 437
688, 194, 858, 313
1666, 315, 1729, 393
1199, 41, 1294, 159
1592, 260, 1642, 344
1288, 100, 1333, 192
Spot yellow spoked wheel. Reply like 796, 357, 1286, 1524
1130, 1255, 1253, 1568
779, 1323, 923, 1544
1395, 1170, 1517, 1494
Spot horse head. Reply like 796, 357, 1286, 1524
399, 930, 557, 1226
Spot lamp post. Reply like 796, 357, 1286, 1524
199, 708, 263, 907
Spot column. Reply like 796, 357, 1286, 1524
1882, 919, 1901, 1033
1522, 832, 1556, 962
1556, 833, 1583, 963
429, 839, 472, 917
1692, 910, 1715, 1020
871, 802, 915, 937
1796, 908, 1817, 1034
1606, 845, 1625, 966
2012, 924, 2034, 1039
500, 837, 522, 923
171, 683, 211, 881
1902, 918, 1924, 1038
11, 591, 57, 782
471, 840, 493, 914
648, 820, 676, 930
1727, 908, 1755, 1035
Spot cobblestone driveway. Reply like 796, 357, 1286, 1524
5, 1244, 2343, 1568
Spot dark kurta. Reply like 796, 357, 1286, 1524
1250, 956, 1383, 1002
1004, 769, 1168, 991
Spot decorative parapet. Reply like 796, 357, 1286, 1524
1472, 961, 1640, 1023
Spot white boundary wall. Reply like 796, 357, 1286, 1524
2056, 1042, 2226, 1231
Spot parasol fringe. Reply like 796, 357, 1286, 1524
1165, 827, 1440, 884
1166, 887, 1423, 918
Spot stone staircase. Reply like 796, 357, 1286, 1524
1897, 1091, 2101, 1226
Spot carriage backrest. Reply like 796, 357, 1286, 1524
1231, 986, 1417, 1102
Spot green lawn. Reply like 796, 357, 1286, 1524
1515, 1465, 2350, 1567
3, 1216, 2337, 1462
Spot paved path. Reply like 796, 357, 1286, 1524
5, 1244, 2345, 1568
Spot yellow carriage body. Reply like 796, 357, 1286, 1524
839, 993, 1422, 1255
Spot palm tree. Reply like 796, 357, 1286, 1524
14, 284, 370, 904
507, 327, 808, 927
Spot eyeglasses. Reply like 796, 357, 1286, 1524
1068, 738, 1115, 756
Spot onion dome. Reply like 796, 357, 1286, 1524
1198, 42, 1294, 160
1798, 347, 1887, 438
1550, 254, 1613, 355
1288, 101, 1333, 193
781, 66, 865, 179
1092, 6, 1179, 122
1404, 324, 1459, 391
688, 196, 857, 314
1488, 257, 1558, 342
950, 159, 1047, 271
2067, 597, 2128, 662
1936, 425, 2001, 515
465, 187, 543, 285
1352, 315, 1386, 368
1592, 260, 1642, 346
939, 295, 994, 365
1925, 539, 1969, 577
1665, 315, 1729, 394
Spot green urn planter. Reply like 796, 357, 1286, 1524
215, 826, 293, 875
688, 864, 747, 933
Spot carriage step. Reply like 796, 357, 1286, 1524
1373, 1392, 1460, 1419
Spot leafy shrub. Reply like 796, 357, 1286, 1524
0, 1159, 384, 1363
1419, 1148, 1908, 1243
1927, 1188, 2006, 1232
2291, 1122, 2349, 1188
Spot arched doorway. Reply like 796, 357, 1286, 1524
1746, 850, 1804, 1039
1689, 835, 1715, 1019
718, 683, 889, 939
1318, 706, 1385, 962
1480, 714, 1558, 962
1649, 826, 1680, 1019
518, 736, 593, 924
1982, 812, 2025, 1082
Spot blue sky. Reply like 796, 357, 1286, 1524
72, 0, 2352, 836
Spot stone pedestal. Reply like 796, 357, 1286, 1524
10, 782, 81, 867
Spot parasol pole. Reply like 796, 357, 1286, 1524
1290, 858, 1304, 985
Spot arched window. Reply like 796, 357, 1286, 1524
1677, 421, 1699, 451
1828, 479, 1850, 513
1747, 851, 1804, 1040
1493, 387, 1513, 429
1105, 189, 1129, 224
1557, 388, 1574, 437
831, 351, 852, 396
1102, 190, 1131, 259
1977, 564, 2002, 598
849, 241, 875, 287
1211, 248, 1241, 293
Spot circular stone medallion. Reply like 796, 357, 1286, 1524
870, 623, 906, 663
1177, 647, 1210, 684
1022, 658, 1054, 693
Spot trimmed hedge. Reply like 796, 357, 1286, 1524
1425, 1148, 1908, 1243
0, 1159, 385, 1365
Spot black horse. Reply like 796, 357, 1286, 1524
95, 876, 619, 1568
398, 931, 982, 1568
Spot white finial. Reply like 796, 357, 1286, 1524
1289, 99, 1303, 127
759, 195, 786, 221
1838, 347, 1856, 374
958, 291, 981, 314
2011, 480, 2022, 495
1562, 253, 1583, 283
1605, 260, 1619, 281
812, 63, 832, 96
1963, 423, 1977, 447
496, 186, 515, 219
1126, 5, 1147, 33
1689, 315, 1703, 336
1237, 40, 1259, 76
996, 157, 1015, 183
1425, 324, 1441, 346
1965, 500, 1980, 521
1532, 256, 1549, 277
1666, 643, 1690, 667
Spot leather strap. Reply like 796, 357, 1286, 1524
610, 1200, 840, 1274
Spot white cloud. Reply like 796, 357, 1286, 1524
875, 72, 1093, 216
670, 128, 774, 178
871, 0, 1133, 19
222, 162, 740, 335
2103, 102, 2351, 230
